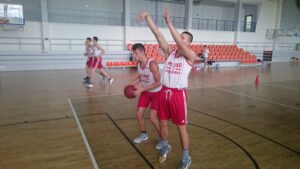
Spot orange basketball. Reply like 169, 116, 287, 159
124, 85, 136, 99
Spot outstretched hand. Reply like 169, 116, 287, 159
136, 11, 149, 23
163, 8, 171, 23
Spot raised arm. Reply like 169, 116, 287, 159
137, 11, 171, 56
163, 8, 196, 64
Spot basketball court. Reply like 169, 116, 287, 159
1, 0, 300, 169
0, 62, 299, 169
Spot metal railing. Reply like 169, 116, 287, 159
0, 37, 124, 51
0, 37, 297, 52
192, 18, 235, 31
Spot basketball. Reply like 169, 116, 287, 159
124, 85, 136, 99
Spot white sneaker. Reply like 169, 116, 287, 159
85, 82, 94, 88
109, 78, 114, 85
179, 156, 192, 169
155, 138, 163, 150
133, 133, 148, 144
158, 144, 172, 164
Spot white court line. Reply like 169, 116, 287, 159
67, 98, 100, 169
213, 87, 300, 111
265, 83, 300, 92
69, 79, 300, 101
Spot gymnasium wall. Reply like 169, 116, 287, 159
237, 0, 276, 43
280, 0, 300, 29
0, 0, 281, 48
0, 0, 299, 71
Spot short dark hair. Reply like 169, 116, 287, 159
182, 31, 193, 42
86, 37, 91, 41
132, 43, 145, 52
93, 36, 98, 42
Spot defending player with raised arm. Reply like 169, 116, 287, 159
137, 8, 196, 169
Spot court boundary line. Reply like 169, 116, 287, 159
0, 113, 109, 127
67, 99, 155, 169
67, 98, 100, 169
0, 116, 71, 127
188, 108, 300, 156
99, 116, 260, 169
213, 87, 300, 111
189, 123, 260, 169
105, 114, 155, 169
264, 83, 300, 92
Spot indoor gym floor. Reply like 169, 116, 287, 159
0, 62, 299, 169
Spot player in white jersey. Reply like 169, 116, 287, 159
137, 8, 196, 169
85, 36, 114, 88
203, 45, 210, 70
83, 37, 93, 83
127, 43, 163, 149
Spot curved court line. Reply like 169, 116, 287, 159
188, 108, 300, 156
265, 83, 300, 92
113, 117, 259, 169
213, 87, 300, 111
105, 113, 155, 169
68, 98, 100, 169
189, 123, 260, 169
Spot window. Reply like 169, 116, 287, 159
0, 3, 24, 25
244, 15, 253, 32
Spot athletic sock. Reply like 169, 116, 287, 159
182, 149, 189, 160
161, 139, 168, 147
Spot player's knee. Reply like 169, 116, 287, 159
149, 113, 157, 123
136, 110, 144, 119
160, 120, 168, 127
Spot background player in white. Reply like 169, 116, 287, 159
137, 8, 196, 169
83, 37, 93, 83
127, 43, 163, 149
203, 45, 210, 70
85, 36, 114, 87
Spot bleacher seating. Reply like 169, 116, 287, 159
127, 43, 167, 63
105, 61, 137, 69
106, 43, 257, 69
128, 43, 257, 63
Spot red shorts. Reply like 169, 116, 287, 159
89, 57, 103, 69
158, 85, 188, 125
137, 91, 161, 110
86, 57, 93, 66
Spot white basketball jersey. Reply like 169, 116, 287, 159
162, 51, 192, 89
204, 48, 209, 58
138, 59, 162, 93
85, 45, 93, 57
92, 44, 102, 57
